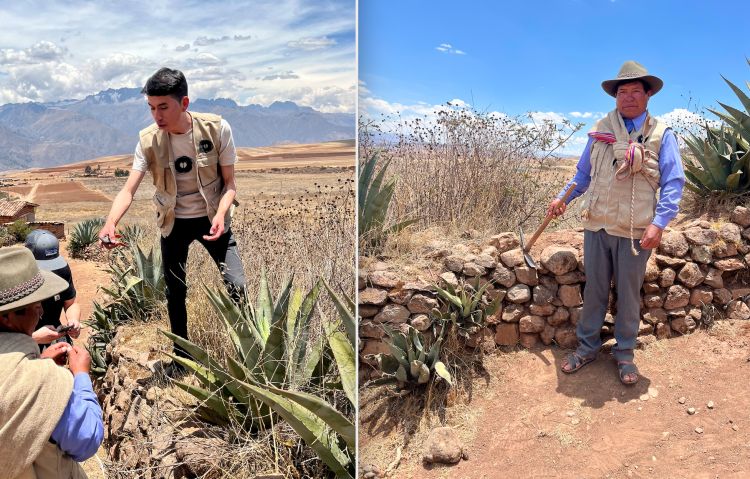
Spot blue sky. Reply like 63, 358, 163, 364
0, 0, 355, 112
359, 0, 750, 154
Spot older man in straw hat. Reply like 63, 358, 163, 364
0, 246, 103, 478
547, 60, 685, 385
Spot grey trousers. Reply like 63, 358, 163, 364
576, 229, 651, 362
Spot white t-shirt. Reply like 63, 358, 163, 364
133, 118, 237, 218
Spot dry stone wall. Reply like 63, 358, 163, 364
359, 206, 750, 378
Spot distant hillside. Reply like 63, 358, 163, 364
0, 88, 354, 171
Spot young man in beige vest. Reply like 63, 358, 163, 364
548, 61, 685, 385
98, 68, 246, 365
0, 246, 103, 479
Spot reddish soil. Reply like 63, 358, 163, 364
29, 181, 111, 203
359, 323, 750, 479
57, 239, 109, 345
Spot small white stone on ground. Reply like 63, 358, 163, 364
648, 387, 659, 398
695, 427, 703, 434
640, 394, 650, 401
687, 407, 696, 415
678, 396, 686, 404
707, 401, 714, 409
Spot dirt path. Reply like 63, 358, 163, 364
360, 322, 750, 479
57, 240, 110, 478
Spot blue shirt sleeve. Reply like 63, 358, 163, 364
557, 136, 593, 202
50, 373, 104, 461
652, 128, 685, 229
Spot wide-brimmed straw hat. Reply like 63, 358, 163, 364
0, 246, 68, 313
602, 60, 663, 97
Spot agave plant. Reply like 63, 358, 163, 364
163, 273, 355, 478
369, 324, 452, 388
358, 152, 417, 253
683, 65, 750, 196
85, 244, 165, 376
101, 244, 165, 322
432, 281, 500, 339
67, 217, 105, 258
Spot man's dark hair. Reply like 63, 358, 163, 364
141, 67, 188, 101
615, 79, 651, 94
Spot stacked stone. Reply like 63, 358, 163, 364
99, 330, 231, 478
359, 206, 750, 377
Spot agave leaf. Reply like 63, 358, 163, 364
263, 384, 355, 449
203, 285, 264, 371
256, 269, 273, 341
261, 278, 294, 387
240, 382, 353, 478
721, 75, 750, 114
727, 171, 742, 191
171, 380, 231, 425
327, 329, 356, 406
434, 285, 463, 309
377, 353, 400, 374
416, 363, 430, 384
291, 279, 323, 372
323, 279, 356, 346
286, 288, 304, 351
395, 365, 408, 383
434, 361, 453, 386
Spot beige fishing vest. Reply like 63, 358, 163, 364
15, 442, 87, 479
139, 112, 233, 237
580, 110, 668, 239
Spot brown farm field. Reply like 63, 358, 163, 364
0, 140, 355, 227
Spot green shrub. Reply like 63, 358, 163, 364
67, 218, 104, 258
114, 168, 128, 177
6, 220, 31, 242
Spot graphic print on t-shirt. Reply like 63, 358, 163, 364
175, 156, 193, 173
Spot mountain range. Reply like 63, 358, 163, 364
0, 88, 354, 171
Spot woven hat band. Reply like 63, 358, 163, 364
0, 272, 44, 306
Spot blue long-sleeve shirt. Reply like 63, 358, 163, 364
557, 110, 685, 229
50, 372, 104, 461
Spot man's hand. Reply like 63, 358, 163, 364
68, 345, 91, 376
98, 223, 123, 249
203, 215, 225, 241
547, 198, 567, 218
640, 224, 663, 249
40, 342, 72, 366
33, 325, 65, 345
66, 318, 82, 339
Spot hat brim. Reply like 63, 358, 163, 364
0, 270, 69, 313
35, 255, 68, 271
602, 75, 663, 97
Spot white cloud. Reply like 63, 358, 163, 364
435, 42, 466, 55
260, 71, 300, 81
194, 35, 231, 46
287, 36, 337, 50
529, 111, 568, 124
570, 111, 593, 119
0, 0, 355, 113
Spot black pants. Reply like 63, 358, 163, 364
160, 217, 246, 357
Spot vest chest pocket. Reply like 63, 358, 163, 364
196, 152, 219, 187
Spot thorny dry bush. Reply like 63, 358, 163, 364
359, 106, 583, 249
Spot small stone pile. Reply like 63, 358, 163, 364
359, 206, 750, 378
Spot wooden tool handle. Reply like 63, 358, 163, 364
525, 183, 577, 252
